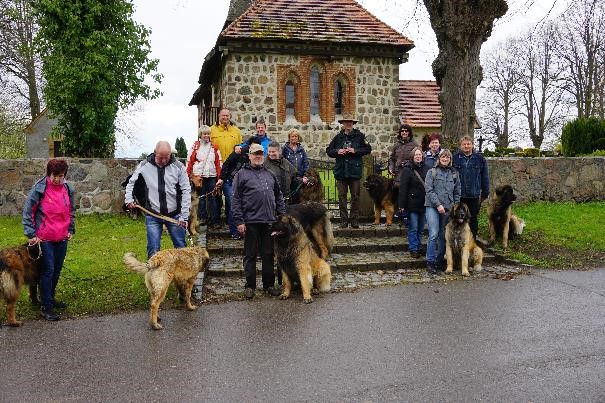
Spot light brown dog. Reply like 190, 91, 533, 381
488, 185, 525, 249
0, 243, 42, 326
271, 214, 331, 303
363, 174, 398, 226
123, 246, 209, 330
188, 179, 201, 236
445, 203, 484, 276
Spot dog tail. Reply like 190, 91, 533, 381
123, 252, 149, 274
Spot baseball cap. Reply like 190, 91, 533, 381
248, 143, 264, 154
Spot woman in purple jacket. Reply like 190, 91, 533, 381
23, 159, 76, 321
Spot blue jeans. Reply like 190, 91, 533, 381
39, 240, 68, 309
223, 179, 238, 236
198, 176, 218, 224
425, 207, 448, 265
407, 211, 426, 253
145, 215, 187, 258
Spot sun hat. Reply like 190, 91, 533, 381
338, 112, 358, 124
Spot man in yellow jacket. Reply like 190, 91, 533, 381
210, 108, 242, 229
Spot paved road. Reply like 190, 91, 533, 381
1, 268, 604, 402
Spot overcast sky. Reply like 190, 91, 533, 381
118, 0, 571, 157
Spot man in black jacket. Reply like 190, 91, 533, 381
326, 113, 372, 228
231, 143, 286, 299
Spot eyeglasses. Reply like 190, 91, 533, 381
400, 129, 409, 133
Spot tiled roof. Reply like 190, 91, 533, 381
399, 80, 441, 128
220, 0, 414, 49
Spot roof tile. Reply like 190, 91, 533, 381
399, 80, 441, 128
220, 0, 414, 48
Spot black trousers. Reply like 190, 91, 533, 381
243, 223, 275, 290
461, 197, 481, 239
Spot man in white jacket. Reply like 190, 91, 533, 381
126, 141, 191, 258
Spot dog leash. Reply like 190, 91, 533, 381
26, 241, 42, 260
284, 178, 316, 202
131, 204, 196, 246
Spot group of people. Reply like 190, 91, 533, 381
22, 108, 488, 320
394, 127, 490, 275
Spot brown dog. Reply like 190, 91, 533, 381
363, 174, 398, 225
271, 214, 331, 303
488, 185, 525, 249
445, 203, 484, 276
188, 179, 201, 236
123, 246, 209, 330
299, 168, 324, 203
0, 243, 42, 326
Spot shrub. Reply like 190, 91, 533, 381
561, 117, 605, 156
522, 148, 540, 157
593, 137, 605, 151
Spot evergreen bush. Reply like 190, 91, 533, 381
561, 117, 605, 156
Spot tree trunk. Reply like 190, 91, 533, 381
424, 0, 508, 148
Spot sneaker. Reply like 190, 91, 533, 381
264, 286, 281, 297
40, 307, 60, 321
53, 300, 67, 309
244, 287, 255, 299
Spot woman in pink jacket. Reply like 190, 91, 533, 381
22, 159, 76, 321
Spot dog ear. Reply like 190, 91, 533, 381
495, 187, 503, 196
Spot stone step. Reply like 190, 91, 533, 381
207, 235, 410, 256
206, 250, 498, 277
207, 223, 408, 239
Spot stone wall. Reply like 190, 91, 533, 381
218, 52, 401, 158
0, 157, 603, 216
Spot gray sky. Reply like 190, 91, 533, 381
120, 0, 570, 157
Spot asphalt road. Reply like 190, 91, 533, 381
1, 268, 604, 402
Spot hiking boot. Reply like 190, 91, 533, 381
410, 251, 421, 259
339, 222, 349, 229
426, 262, 437, 275
244, 287, 255, 299
350, 222, 360, 229
40, 307, 60, 321
264, 286, 281, 297
53, 300, 67, 310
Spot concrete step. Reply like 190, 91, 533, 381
207, 223, 408, 239
206, 250, 499, 277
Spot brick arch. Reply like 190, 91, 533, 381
277, 66, 304, 123
308, 61, 327, 121
327, 67, 356, 122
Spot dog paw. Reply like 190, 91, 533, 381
303, 297, 313, 304
279, 293, 290, 300
151, 322, 164, 330
445, 267, 453, 274
186, 305, 198, 311
473, 266, 483, 273
461, 270, 470, 277
312, 288, 319, 295
9, 321, 23, 327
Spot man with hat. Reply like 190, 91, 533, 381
326, 113, 372, 228
231, 143, 286, 299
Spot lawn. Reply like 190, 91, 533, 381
1, 201, 603, 320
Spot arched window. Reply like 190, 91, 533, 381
310, 66, 321, 117
334, 80, 344, 116
285, 80, 296, 118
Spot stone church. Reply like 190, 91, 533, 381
189, 0, 416, 158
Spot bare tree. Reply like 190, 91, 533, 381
422, 0, 508, 147
556, 0, 605, 118
0, 0, 42, 120
477, 39, 524, 148
518, 24, 569, 149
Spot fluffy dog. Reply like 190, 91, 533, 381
285, 202, 334, 259
123, 246, 209, 330
363, 174, 398, 225
0, 243, 42, 326
488, 185, 525, 249
299, 168, 324, 203
445, 203, 484, 276
271, 214, 331, 303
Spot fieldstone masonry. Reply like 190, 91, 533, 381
218, 53, 401, 158
0, 157, 603, 216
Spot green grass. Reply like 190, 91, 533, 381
1, 201, 604, 320
0, 214, 176, 321
477, 201, 605, 268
